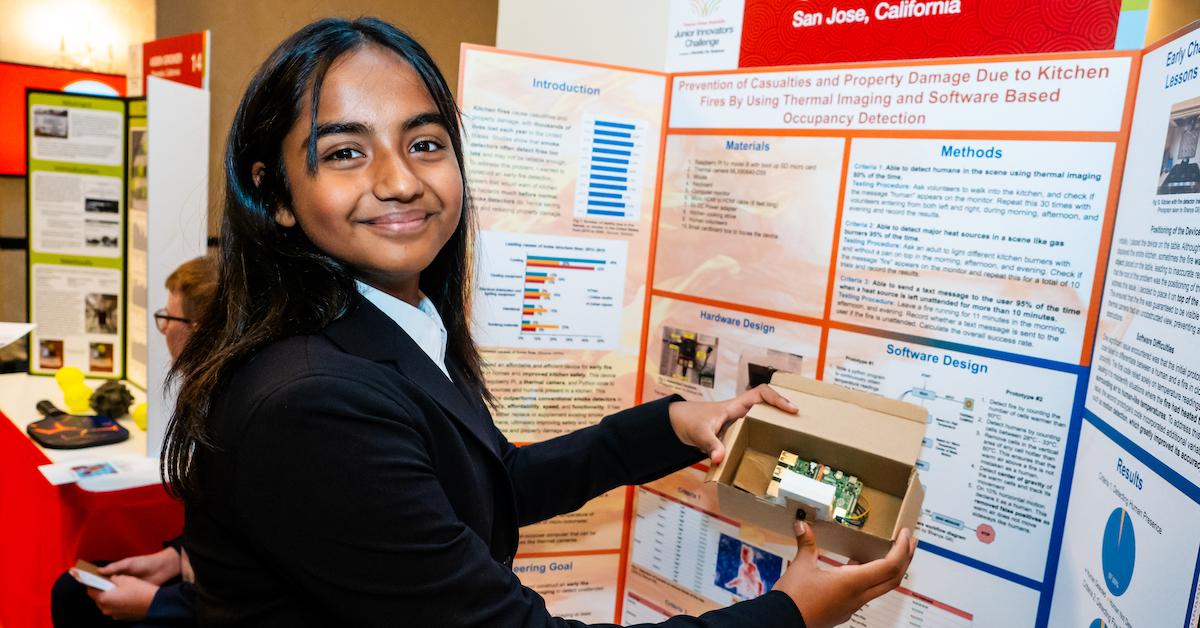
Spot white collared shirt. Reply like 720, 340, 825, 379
355, 280, 450, 380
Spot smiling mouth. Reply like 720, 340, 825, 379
358, 211, 434, 233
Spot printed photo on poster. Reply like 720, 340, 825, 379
84, 219, 119, 249
85, 293, 118, 334
39, 339, 64, 370
1156, 95, 1200, 195
33, 107, 69, 138
129, 129, 148, 204
713, 535, 782, 600
735, 347, 803, 393
659, 326, 718, 389
89, 342, 114, 373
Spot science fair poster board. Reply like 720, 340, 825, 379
125, 98, 148, 389
459, 46, 668, 623
26, 90, 127, 379
461, 40, 1200, 626
1049, 21, 1200, 628
637, 50, 1138, 628
142, 75, 210, 459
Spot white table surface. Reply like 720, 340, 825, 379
0, 372, 160, 491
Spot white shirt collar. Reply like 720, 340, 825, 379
355, 280, 450, 380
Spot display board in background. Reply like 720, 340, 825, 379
26, 90, 127, 379
125, 99, 148, 389
1049, 20, 1200, 628
0, 64, 124, 176
142, 75, 210, 459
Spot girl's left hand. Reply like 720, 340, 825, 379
668, 384, 798, 464
83, 574, 159, 621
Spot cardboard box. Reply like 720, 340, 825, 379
706, 372, 928, 563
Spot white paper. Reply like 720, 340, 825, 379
71, 569, 114, 592
38, 455, 160, 490
0, 322, 35, 349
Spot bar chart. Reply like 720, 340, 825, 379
475, 230, 627, 350
574, 115, 648, 221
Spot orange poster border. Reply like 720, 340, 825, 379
671, 48, 1139, 79
816, 137, 853, 381
460, 43, 667, 78
617, 72, 675, 622
666, 128, 1125, 142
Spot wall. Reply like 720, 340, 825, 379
155, 0, 499, 236
496, 0, 669, 71
0, 0, 154, 74
0, 1, 153, 368
1146, 0, 1200, 44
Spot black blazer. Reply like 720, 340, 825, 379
185, 297, 802, 627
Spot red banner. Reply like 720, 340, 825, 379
739, 0, 1121, 67
0, 63, 124, 176
138, 32, 208, 93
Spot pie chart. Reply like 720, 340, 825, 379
1101, 507, 1136, 596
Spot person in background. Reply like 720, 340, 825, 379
50, 256, 216, 627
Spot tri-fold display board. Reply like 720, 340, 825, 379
25, 76, 210, 458
461, 20, 1200, 628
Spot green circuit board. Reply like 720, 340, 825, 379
768, 451, 867, 527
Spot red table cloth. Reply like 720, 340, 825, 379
0, 409, 182, 628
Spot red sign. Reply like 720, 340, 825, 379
0, 63, 124, 176
140, 32, 208, 92
739, 0, 1121, 67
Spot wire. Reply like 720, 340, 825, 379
845, 494, 871, 521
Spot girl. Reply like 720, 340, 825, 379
164, 17, 914, 627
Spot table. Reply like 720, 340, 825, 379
0, 373, 183, 628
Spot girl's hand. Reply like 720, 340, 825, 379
83, 574, 159, 621
774, 521, 916, 628
97, 547, 181, 585
667, 384, 798, 464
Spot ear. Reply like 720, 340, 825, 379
252, 161, 297, 228
251, 162, 267, 188
274, 205, 297, 228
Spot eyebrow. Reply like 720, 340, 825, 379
304, 121, 370, 149
404, 111, 450, 132
304, 112, 450, 147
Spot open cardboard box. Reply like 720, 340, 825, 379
705, 372, 928, 563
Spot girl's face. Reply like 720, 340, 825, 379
272, 45, 463, 294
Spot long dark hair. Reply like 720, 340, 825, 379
163, 17, 488, 502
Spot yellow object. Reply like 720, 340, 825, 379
64, 384, 93, 414
54, 366, 85, 389
55, 368, 94, 414
132, 402, 148, 431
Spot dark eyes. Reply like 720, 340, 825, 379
325, 147, 364, 161
411, 139, 444, 153
322, 138, 445, 163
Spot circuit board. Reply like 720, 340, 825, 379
766, 451, 867, 527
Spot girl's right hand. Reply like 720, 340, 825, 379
773, 521, 916, 628
97, 547, 182, 585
